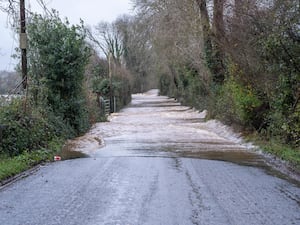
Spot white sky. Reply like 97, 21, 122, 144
0, 0, 133, 71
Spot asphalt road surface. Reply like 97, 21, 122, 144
0, 90, 299, 225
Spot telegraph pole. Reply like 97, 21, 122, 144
20, 0, 27, 89
108, 52, 113, 113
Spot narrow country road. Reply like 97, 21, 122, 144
0, 90, 299, 225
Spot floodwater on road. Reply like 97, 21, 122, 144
74, 89, 297, 182
81, 89, 254, 158
0, 89, 299, 225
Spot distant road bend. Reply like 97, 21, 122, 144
0, 89, 299, 225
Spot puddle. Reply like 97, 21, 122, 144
60, 142, 89, 160
177, 150, 300, 186
178, 150, 265, 167
60, 150, 88, 160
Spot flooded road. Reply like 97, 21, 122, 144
0, 90, 299, 225
88, 90, 260, 164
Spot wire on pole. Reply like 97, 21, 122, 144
20, 0, 27, 90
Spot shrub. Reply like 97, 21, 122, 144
216, 76, 262, 127
159, 73, 172, 96
27, 12, 91, 135
0, 100, 59, 156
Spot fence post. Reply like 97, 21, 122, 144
114, 96, 117, 112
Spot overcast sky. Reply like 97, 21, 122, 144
0, 0, 133, 71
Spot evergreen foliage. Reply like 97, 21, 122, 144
27, 12, 91, 135
0, 12, 94, 157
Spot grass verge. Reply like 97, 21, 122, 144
246, 135, 300, 170
0, 138, 64, 182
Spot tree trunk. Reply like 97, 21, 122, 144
211, 0, 226, 84
195, 0, 212, 53
213, 0, 225, 41
234, 0, 243, 17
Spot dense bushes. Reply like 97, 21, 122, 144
0, 12, 96, 158
159, 73, 174, 97
216, 76, 262, 127
0, 100, 62, 156
28, 12, 91, 135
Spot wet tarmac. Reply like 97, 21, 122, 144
0, 89, 299, 225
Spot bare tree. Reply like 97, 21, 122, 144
87, 22, 124, 66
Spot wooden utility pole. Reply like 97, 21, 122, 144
20, 0, 27, 89
108, 52, 113, 113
